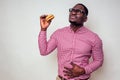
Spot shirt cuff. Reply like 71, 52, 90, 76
39, 31, 46, 37
40, 31, 46, 34
84, 66, 92, 74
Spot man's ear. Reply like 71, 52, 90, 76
83, 16, 87, 22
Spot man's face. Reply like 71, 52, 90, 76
69, 4, 87, 25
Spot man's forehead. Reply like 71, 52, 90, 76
73, 4, 85, 10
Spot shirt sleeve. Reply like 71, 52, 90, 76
84, 35, 104, 74
38, 31, 57, 56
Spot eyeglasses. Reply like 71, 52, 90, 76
69, 8, 86, 15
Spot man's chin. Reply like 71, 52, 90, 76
70, 21, 78, 25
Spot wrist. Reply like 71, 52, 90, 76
77, 67, 86, 75
80, 67, 86, 74
41, 28, 47, 31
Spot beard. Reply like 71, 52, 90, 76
69, 20, 83, 27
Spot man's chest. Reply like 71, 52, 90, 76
57, 33, 92, 53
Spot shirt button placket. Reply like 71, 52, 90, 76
71, 33, 76, 62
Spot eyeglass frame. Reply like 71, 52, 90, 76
69, 8, 86, 16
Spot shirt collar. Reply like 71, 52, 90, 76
67, 26, 87, 34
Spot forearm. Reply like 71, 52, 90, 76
41, 28, 47, 31
38, 31, 48, 55
84, 58, 103, 74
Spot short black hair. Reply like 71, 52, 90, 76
76, 3, 88, 16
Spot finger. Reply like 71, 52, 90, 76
40, 15, 47, 19
65, 74, 74, 79
64, 67, 71, 71
64, 73, 72, 76
64, 71, 73, 77
70, 62, 76, 67
64, 72, 73, 78
63, 67, 72, 75
68, 75, 74, 79
63, 70, 72, 74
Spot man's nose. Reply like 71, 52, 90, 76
71, 11, 77, 15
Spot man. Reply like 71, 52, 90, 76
38, 3, 104, 80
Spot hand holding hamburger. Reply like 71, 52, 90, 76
40, 14, 55, 31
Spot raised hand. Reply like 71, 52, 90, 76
40, 14, 54, 31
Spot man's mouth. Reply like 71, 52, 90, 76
70, 15, 76, 19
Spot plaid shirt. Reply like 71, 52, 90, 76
38, 26, 104, 80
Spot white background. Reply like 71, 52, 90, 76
0, 0, 120, 80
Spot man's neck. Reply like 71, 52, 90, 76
70, 24, 83, 32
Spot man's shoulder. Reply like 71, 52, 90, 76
85, 27, 98, 36
85, 26, 102, 41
